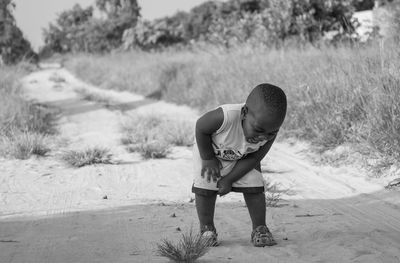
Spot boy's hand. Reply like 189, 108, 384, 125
217, 177, 232, 196
201, 158, 221, 183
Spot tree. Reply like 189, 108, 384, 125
352, 0, 375, 11
96, 0, 140, 21
43, 4, 94, 53
95, 0, 140, 35
184, 1, 221, 40
0, 0, 36, 64
127, 12, 187, 50
204, 0, 357, 47
42, 1, 140, 53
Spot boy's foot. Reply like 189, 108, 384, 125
251, 225, 277, 247
200, 225, 219, 246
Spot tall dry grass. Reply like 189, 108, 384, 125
121, 112, 194, 158
157, 228, 212, 263
0, 64, 57, 159
61, 147, 113, 167
65, 41, 400, 166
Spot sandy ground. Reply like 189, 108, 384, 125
1, 65, 400, 263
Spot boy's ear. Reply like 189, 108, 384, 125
241, 105, 248, 119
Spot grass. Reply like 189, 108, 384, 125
1, 132, 50, 159
0, 64, 58, 159
121, 113, 194, 159
127, 141, 170, 159
264, 180, 290, 207
61, 147, 113, 167
163, 119, 195, 146
65, 41, 400, 173
157, 228, 211, 263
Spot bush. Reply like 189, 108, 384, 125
2, 132, 50, 159
61, 147, 113, 167
121, 113, 194, 159
127, 141, 170, 159
264, 179, 290, 207
0, 65, 57, 159
162, 119, 194, 146
157, 228, 211, 263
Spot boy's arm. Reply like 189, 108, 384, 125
217, 136, 276, 195
196, 107, 224, 181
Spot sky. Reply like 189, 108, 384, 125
13, 0, 213, 51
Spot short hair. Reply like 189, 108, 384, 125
250, 83, 287, 115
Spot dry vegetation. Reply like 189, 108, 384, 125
264, 180, 291, 207
66, 40, 400, 171
2, 132, 50, 159
61, 147, 113, 167
121, 113, 194, 159
157, 228, 212, 263
0, 65, 57, 159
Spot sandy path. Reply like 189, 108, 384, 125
1, 66, 400, 262
0, 66, 199, 217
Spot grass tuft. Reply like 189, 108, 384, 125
161, 119, 195, 147
0, 64, 58, 159
121, 113, 193, 159
3, 132, 50, 159
61, 147, 113, 167
264, 180, 290, 207
157, 228, 211, 263
127, 141, 170, 159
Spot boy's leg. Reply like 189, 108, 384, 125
195, 193, 217, 230
243, 192, 266, 229
243, 192, 277, 246
195, 192, 219, 246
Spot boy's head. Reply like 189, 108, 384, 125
241, 83, 287, 144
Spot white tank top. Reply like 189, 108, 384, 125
211, 103, 267, 161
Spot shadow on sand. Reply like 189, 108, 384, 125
39, 96, 159, 117
1, 190, 400, 263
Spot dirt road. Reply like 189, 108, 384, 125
1, 66, 399, 263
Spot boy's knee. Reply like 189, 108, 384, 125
243, 192, 265, 198
192, 185, 218, 197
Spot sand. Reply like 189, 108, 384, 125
1, 65, 400, 263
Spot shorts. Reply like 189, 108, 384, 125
192, 144, 265, 196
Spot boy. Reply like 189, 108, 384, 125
192, 83, 287, 247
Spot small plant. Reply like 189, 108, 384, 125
127, 141, 170, 159
121, 113, 193, 159
0, 65, 58, 160
264, 180, 290, 207
121, 114, 169, 159
61, 147, 113, 167
6, 132, 50, 159
162, 119, 194, 146
157, 228, 212, 263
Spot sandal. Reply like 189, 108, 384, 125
251, 225, 277, 247
201, 225, 219, 246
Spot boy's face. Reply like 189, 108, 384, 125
241, 101, 283, 144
